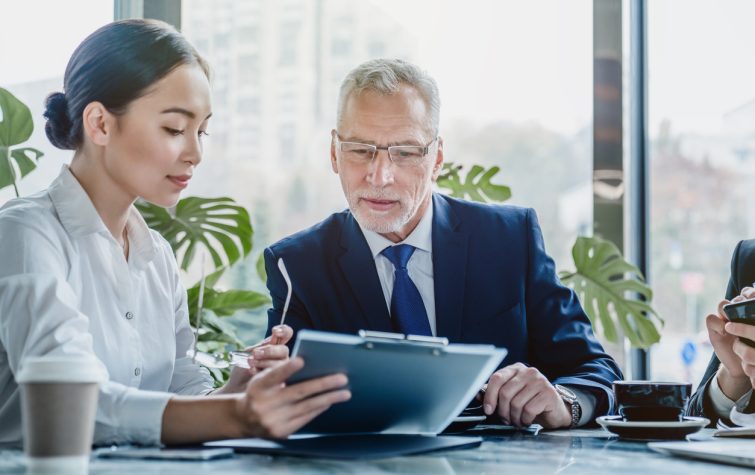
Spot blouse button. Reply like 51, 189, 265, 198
125, 311, 134, 320
134, 367, 141, 377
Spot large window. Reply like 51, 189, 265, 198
647, 0, 755, 385
4, 0, 753, 385
0, 1, 113, 204
182, 0, 594, 341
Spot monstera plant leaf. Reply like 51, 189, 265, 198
187, 283, 270, 320
559, 236, 663, 349
0, 88, 44, 195
255, 252, 267, 282
137, 196, 252, 271
436, 162, 511, 203
185, 266, 270, 346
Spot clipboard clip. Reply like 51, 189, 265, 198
358, 330, 449, 353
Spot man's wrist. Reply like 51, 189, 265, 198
717, 365, 752, 401
557, 400, 573, 427
554, 384, 581, 428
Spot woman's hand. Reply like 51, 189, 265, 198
708, 288, 755, 400
161, 356, 350, 445
216, 325, 294, 394
235, 357, 351, 439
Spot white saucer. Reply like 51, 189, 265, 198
597, 415, 709, 440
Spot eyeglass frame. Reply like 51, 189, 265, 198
333, 131, 439, 166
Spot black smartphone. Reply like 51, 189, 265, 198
722, 299, 755, 347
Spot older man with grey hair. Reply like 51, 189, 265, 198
264, 58, 622, 429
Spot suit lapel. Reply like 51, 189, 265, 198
338, 213, 393, 332
432, 194, 468, 342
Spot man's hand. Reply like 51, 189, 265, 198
217, 325, 294, 394
707, 289, 754, 400
482, 363, 571, 429
247, 325, 294, 373
725, 319, 755, 392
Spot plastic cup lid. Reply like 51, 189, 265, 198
16, 356, 108, 384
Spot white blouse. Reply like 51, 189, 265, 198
0, 166, 213, 446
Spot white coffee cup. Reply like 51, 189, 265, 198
16, 356, 107, 474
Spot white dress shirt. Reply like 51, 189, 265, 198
708, 372, 755, 424
356, 200, 596, 426
0, 166, 213, 446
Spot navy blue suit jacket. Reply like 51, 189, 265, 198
265, 193, 622, 416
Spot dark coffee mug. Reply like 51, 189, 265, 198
613, 381, 692, 421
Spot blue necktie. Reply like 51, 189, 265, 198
381, 244, 432, 336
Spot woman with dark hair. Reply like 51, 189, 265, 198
0, 19, 349, 446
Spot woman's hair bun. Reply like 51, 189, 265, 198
43, 92, 75, 150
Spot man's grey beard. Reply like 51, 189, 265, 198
349, 195, 413, 235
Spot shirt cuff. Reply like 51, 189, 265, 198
568, 386, 596, 427
94, 385, 173, 446
708, 373, 740, 419
733, 389, 755, 413
728, 390, 755, 427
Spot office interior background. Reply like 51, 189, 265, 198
3, 0, 754, 386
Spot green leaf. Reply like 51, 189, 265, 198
10, 147, 43, 177
0, 88, 33, 147
199, 311, 244, 347
256, 252, 267, 282
436, 162, 512, 204
0, 147, 44, 193
0, 89, 43, 194
136, 196, 253, 271
206, 365, 230, 388
189, 286, 269, 319
205, 289, 270, 316
205, 266, 226, 289
559, 236, 664, 349
186, 268, 269, 316
0, 146, 15, 191
186, 266, 226, 311
198, 329, 238, 346
186, 268, 269, 352
196, 340, 227, 353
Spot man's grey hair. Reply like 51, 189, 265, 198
336, 58, 440, 137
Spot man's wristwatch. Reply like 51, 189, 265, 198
554, 384, 582, 428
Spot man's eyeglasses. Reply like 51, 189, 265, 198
335, 133, 438, 167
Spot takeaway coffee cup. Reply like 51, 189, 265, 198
613, 381, 692, 421
16, 356, 107, 473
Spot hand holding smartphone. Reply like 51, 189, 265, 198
722, 299, 755, 347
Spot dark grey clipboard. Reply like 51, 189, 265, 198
285, 329, 507, 435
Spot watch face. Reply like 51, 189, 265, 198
555, 384, 577, 402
